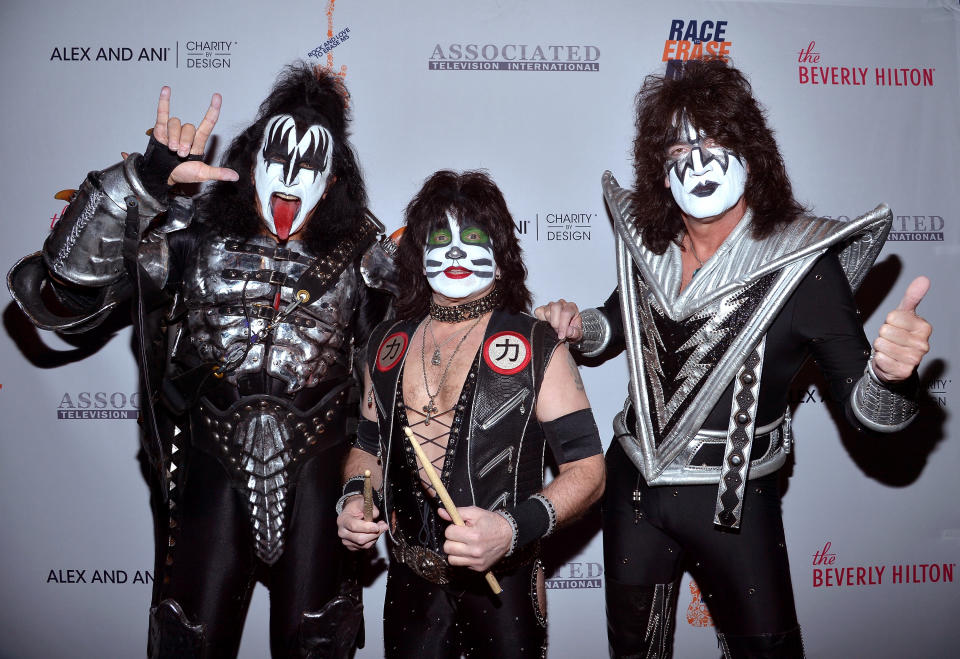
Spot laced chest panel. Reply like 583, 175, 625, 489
181, 234, 359, 392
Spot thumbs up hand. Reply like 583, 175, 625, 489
872, 276, 932, 382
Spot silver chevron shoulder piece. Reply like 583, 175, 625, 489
601, 171, 892, 482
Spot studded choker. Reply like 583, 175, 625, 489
429, 286, 502, 323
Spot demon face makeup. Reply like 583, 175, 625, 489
254, 114, 334, 240
423, 212, 497, 300
665, 112, 747, 220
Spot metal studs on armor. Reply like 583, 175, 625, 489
326, 409, 336, 421
736, 412, 750, 425
730, 455, 743, 466
740, 373, 755, 385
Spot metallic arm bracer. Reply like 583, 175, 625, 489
572, 307, 612, 357
43, 154, 166, 288
850, 360, 920, 432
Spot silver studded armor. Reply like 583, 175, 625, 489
183, 234, 359, 391
180, 232, 372, 564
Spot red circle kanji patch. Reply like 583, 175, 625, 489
483, 331, 531, 375
376, 332, 408, 372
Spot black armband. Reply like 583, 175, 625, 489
354, 418, 380, 456
542, 408, 602, 464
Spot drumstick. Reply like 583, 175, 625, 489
363, 469, 373, 522
403, 426, 502, 595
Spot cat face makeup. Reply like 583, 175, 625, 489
422, 212, 497, 300
254, 114, 334, 240
665, 112, 747, 219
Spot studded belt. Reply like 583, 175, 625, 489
389, 534, 539, 586
390, 538, 452, 585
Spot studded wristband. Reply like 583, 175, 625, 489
850, 358, 919, 432
530, 493, 558, 537
504, 494, 555, 550
495, 509, 520, 557
335, 476, 366, 515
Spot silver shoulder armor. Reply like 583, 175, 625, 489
42, 154, 166, 288
8, 227, 175, 333
851, 361, 919, 432
7, 192, 187, 333
359, 235, 399, 296
8, 252, 121, 332
574, 307, 612, 357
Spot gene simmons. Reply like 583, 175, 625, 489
8, 63, 395, 658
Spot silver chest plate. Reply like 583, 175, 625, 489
182, 234, 359, 392
601, 170, 891, 483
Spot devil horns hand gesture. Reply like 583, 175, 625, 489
871, 276, 932, 382
147, 86, 239, 186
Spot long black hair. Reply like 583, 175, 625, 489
631, 59, 806, 254
396, 170, 531, 320
198, 62, 368, 252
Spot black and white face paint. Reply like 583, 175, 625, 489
254, 114, 334, 240
665, 112, 747, 219
423, 212, 497, 300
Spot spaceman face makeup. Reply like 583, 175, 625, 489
665, 112, 747, 219
254, 114, 334, 240
423, 212, 497, 300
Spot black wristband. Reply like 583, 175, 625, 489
355, 418, 380, 456
507, 495, 553, 549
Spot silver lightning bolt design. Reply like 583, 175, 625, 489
639, 281, 751, 434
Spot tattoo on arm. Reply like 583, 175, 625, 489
566, 352, 585, 392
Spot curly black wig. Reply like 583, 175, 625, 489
198, 62, 367, 252
631, 58, 806, 254
396, 170, 531, 320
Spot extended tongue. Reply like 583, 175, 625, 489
270, 196, 300, 241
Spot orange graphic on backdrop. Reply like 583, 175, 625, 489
686, 580, 714, 627
325, 0, 347, 80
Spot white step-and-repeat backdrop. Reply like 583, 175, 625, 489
1, 0, 957, 657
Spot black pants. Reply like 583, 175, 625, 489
153, 444, 347, 658
603, 440, 800, 656
383, 557, 547, 659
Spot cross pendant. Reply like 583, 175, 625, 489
423, 400, 438, 426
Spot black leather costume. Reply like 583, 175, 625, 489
8, 167, 391, 659
363, 310, 563, 659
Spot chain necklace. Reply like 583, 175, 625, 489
419, 313, 485, 425
426, 316, 462, 366
686, 234, 705, 279
429, 286, 502, 323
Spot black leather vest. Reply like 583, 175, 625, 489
367, 310, 560, 551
